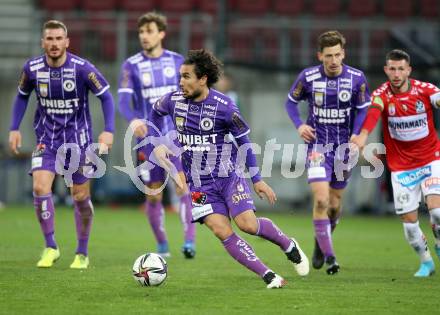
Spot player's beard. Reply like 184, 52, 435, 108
186, 89, 202, 100
47, 47, 65, 62
391, 78, 407, 91
144, 42, 159, 55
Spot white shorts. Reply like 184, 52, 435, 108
391, 160, 440, 214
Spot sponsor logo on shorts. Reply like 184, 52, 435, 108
32, 143, 46, 157
191, 191, 207, 207
423, 177, 440, 189
231, 191, 251, 205
397, 166, 431, 187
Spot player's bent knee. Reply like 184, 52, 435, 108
33, 182, 51, 196
315, 198, 329, 211
72, 190, 90, 202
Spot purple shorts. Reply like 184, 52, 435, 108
29, 143, 90, 185
137, 142, 183, 185
306, 148, 351, 189
189, 175, 256, 223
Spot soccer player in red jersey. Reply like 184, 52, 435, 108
351, 49, 440, 277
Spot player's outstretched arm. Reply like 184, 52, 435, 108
97, 89, 115, 154
253, 180, 277, 206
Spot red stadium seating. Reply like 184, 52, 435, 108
420, 0, 440, 18
196, 0, 237, 18
311, 0, 341, 17
226, 26, 257, 61
273, 0, 305, 17
40, 0, 79, 11
383, 0, 412, 19
348, 0, 377, 18
119, 0, 156, 12
235, 0, 270, 16
158, 0, 195, 12
80, 0, 117, 11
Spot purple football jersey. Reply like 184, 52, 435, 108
18, 52, 110, 149
118, 50, 183, 131
288, 64, 371, 145
152, 89, 250, 186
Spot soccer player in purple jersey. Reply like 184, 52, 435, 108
8, 20, 114, 269
150, 49, 309, 288
285, 31, 371, 274
118, 12, 195, 259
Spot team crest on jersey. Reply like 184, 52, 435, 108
189, 104, 200, 114
338, 90, 351, 102
237, 183, 244, 193
163, 66, 176, 78
200, 117, 214, 131
191, 191, 207, 207
142, 72, 151, 86
39, 83, 48, 97
402, 104, 408, 111
388, 104, 396, 116
415, 100, 425, 113
176, 117, 185, 131
63, 79, 75, 92
51, 71, 61, 79
327, 80, 337, 89
314, 92, 324, 106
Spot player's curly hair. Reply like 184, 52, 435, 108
317, 30, 346, 52
184, 49, 223, 88
137, 11, 167, 31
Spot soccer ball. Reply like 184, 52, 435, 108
132, 253, 168, 287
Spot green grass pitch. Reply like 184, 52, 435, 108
0, 205, 439, 315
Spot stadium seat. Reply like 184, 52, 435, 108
311, 0, 341, 17
420, 0, 439, 19
158, 0, 195, 12
235, 0, 270, 16
40, 0, 79, 11
119, 0, 156, 12
347, 0, 377, 18
226, 26, 257, 61
383, 0, 412, 19
273, 0, 305, 17
196, 0, 236, 15
256, 28, 280, 61
80, 0, 117, 11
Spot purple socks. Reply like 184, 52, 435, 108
222, 233, 269, 277
256, 217, 292, 251
179, 194, 195, 243
313, 219, 335, 258
34, 193, 57, 249
145, 200, 167, 244
73, 197, 94, 256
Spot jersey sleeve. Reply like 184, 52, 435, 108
83, 62, 110, 96
117, 61, 134, 94
226, 103, 250, 139
17, 63, 33, 96
370, 88, 386, 111
287, 70, 307, 103
152, 92, 172, 116
426, 83, 440, 108
355, 73, 371, 109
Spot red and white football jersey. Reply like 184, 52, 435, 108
371, 79, 440, 171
